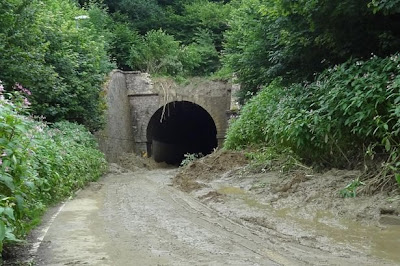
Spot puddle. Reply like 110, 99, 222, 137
217, 186, 400, 264
288, 209, 400, 263
278, 208, 400, 262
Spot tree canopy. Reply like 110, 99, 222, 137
222, 0, 400, 100
0, 0, 113, 131
1, 0, 400, 131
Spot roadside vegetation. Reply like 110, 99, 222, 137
224, 0, 400, 192
0, 84, 106, 255
226, 55, 400, 191
0, 0, 114, 131
0, 0, 110, 257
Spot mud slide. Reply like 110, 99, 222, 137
174, 150, 400, 265
7, 163, 392, 265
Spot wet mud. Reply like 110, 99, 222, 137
4, 154, 399, 265
176, 151, 400, 265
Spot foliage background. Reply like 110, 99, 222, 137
76, 0, 231, 77
222, 0, 400, 101
0, 0, 112, 255
0, 0, 114, 131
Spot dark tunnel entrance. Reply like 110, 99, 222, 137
147, 101, 218, 165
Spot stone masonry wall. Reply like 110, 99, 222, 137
96, 70, 135, 162
128, 76, 233, 155
98, 71, 235, 160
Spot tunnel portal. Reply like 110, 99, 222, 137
147, 101, 218, 165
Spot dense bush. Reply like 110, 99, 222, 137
103, 0, 165, 33
109, 18, 142, 70
180, 30, 220, 76
0, 0, 114, 131
78, 0, 230, 76
128, 29, 219, 77
222, 0, 400, 101
164, 0, 231, 50
129, 29, 182, 75
0, 85, 107, 253
369, 0, 400, 14
226, 54, 400, 176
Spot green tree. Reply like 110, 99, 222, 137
110, 20, 142, 70
103, 0, 164, 33
222, 0, 400, 101
180, 30, 220, 76
369, 0, 400, 14
0, 0, 52, 97
129, 29, 182, 75
97, 0, 231, 73
165, 0, 231, 50
0, 0, 114, 131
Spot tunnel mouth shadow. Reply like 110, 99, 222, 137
147, 101, 218, 165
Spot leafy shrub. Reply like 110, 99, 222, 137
180, 30, 220, 76
110, 20, 142, 70
128, 28, 219, 77
226, 54, 400, 187
340, 178, 365, 198
129, 29, 182, 75
0, 86, 106, 254
0, 0, 114, 131
225, 79, 284, 150
369, 0, 400, 14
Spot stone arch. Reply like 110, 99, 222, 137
146, 101, 218, 164
163, 98, 224, 140
98, 72, 234, 162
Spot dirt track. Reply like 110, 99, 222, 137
34, 169, 282, 265
16, 166, 393, 266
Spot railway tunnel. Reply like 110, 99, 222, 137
146, 101, 218, 165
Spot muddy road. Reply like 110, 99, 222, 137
23, 167, 392, 265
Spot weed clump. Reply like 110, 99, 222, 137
180, 153, 204, 167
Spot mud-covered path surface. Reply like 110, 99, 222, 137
29, 168, 389, 265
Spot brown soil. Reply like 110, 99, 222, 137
173, 151, 400, 264
6, 152, 398, 265
173, 149, 248, 192
116, 152, 173, 171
